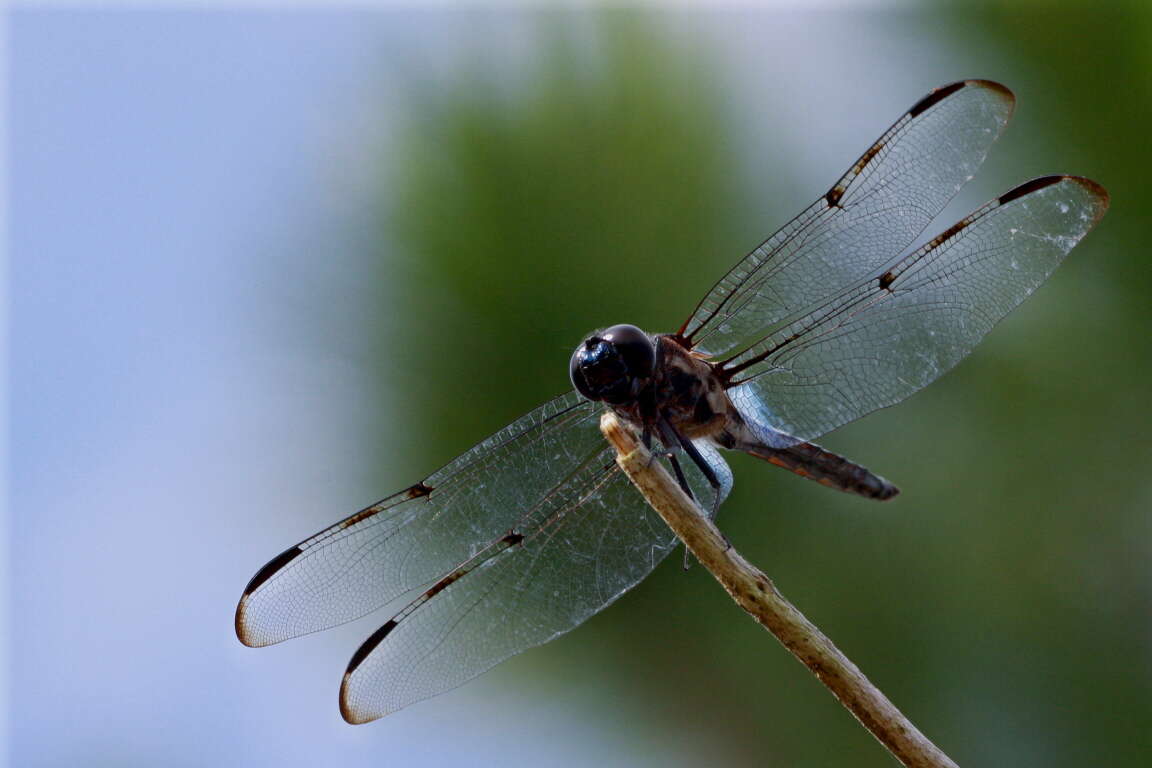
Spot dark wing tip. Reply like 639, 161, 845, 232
908, 81, 965, 116
998, 175, 1111, 222
345, 620, 396, 675
339, 619, 399, 724
339, 673, 369, 724
997, 174, 1065, 204
241, 546, 304, 597
966, 78, 1015, 107
235, 545, 305, 646
234, 598, 258, 647
1066, 175, 1111, 219
908, 79, 1015, 118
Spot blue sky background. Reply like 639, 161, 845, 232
10, 12, 723, 766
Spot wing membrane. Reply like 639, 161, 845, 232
236, 391, 601, 647
680, 80, 1015, 358
238, 386, 732, 721
339, 438, 730, 723
725, 176, 1109, 442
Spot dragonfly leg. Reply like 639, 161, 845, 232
670, 422, 723, 520
640, 425, 660, 469
660, 450, 697, 572
651, 416, 688, 486
665, 451, 694, 502
657, 415, 729, 567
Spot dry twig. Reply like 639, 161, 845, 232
600, 412, 958, 768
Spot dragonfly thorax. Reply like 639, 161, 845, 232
569, 324, 655, 406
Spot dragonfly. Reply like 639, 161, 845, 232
236, 80, 1108, 724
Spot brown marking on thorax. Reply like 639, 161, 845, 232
651, 335, 733, 440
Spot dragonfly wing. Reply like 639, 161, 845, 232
339, 430, 730, 722
724, 176, 1109, 442
236, 391, 603, 647
681, 80, 1015, 358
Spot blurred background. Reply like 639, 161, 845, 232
8, 3, 1150, 767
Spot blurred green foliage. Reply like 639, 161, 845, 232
371, 9, 1149, 767
379, 15, 743, 465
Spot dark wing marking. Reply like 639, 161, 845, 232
237, 386, 734, 722
236, 391, 599, 647
724, 176, 1108, 442
678, 80, 1015, 358
338, 438, 732, 723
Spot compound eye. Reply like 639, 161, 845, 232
569, 324, 655, 404
600, 324, 655, 380
569, 343, 599, 400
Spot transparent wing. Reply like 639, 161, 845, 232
236, 391, 602, 647
338, 437, 729, 723
680, 80, 1015, 358
724, 176, 1109, 442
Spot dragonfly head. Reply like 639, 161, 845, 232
570, 324, 656, 405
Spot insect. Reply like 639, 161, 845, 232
236, 80, 1108, 723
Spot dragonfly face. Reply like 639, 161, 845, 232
236, 80, 1109, 724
